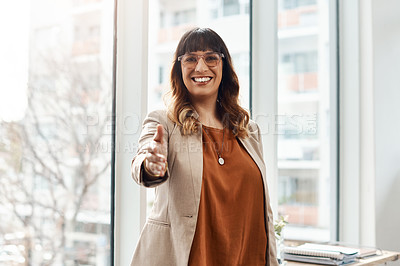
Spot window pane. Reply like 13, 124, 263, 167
0, 0, 114, 264
147, 0, 250, 215
277, 0, 334, 241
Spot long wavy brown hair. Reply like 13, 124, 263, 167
167, 27, 249, 138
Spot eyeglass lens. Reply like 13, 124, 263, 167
181, 53, 221, 68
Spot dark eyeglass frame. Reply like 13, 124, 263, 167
177, 52, 225, 68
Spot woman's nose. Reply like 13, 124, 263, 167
195, 57, 208, 72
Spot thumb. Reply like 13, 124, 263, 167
153, 124, 164, 144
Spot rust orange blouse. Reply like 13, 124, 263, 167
188, 125, 268, 266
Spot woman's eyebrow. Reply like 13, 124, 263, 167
186, 51, 215, 55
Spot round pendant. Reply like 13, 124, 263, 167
218, 157, 225, 165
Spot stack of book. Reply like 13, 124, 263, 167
283, 243, 360, 265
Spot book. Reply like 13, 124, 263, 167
283, 243, 359, 265
357, 246, 380, 259
320, 242, 380, 259
283, 253, 356, 265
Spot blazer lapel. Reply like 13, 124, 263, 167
186, 110, 203, 210
238, 137, 266, 180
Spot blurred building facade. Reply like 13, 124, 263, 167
0, 0, 113, 264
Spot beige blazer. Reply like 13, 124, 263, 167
131, 109, 278, 266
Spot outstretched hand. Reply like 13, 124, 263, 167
144, 124, 168, 177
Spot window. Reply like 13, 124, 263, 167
160, 12, 166, 28
158, 65, 165, 84
223, 0, 240, 16
0, 1, 114, 265
209, 0, 249, 18
283, 0, 317, 10
278, 0, 318, 28
173, 9, 196, 26
277, 0, 336, 241
282, 51, 318, 74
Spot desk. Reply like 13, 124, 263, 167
286, 250, 400, 266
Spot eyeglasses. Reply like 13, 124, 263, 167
177, 52, 224, 68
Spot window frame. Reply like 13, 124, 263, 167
114, 0, 148, 265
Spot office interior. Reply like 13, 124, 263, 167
0, 0, 399, 265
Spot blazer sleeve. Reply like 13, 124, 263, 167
131, 110, 170, 188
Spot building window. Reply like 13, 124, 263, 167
172, 9, 196, 26
282, 51, 318, 74
223, 0, 240, 16
158, 65, 164, 84
208, 0, 249, 19
160, 12, 165, 28
283, 0, 317, 10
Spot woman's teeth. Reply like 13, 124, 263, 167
193, 77, 211, 82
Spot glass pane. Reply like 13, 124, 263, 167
0, 0, 114, 264
277, 0, 333, 241
147, 0, 250, 215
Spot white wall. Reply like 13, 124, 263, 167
372, 0, 400, 254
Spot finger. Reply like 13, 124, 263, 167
153, 124, 164, 144
143, 141, 162, 156
145, 151, 166, 163
145, 160, 158, 176
145, 159, 167, 176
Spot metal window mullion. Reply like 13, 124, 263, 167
329, 0, 340, 242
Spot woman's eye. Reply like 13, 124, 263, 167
185, 56, 197, 62
205, 56, 218, 62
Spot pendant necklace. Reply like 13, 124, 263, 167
202, 125, 225, 165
